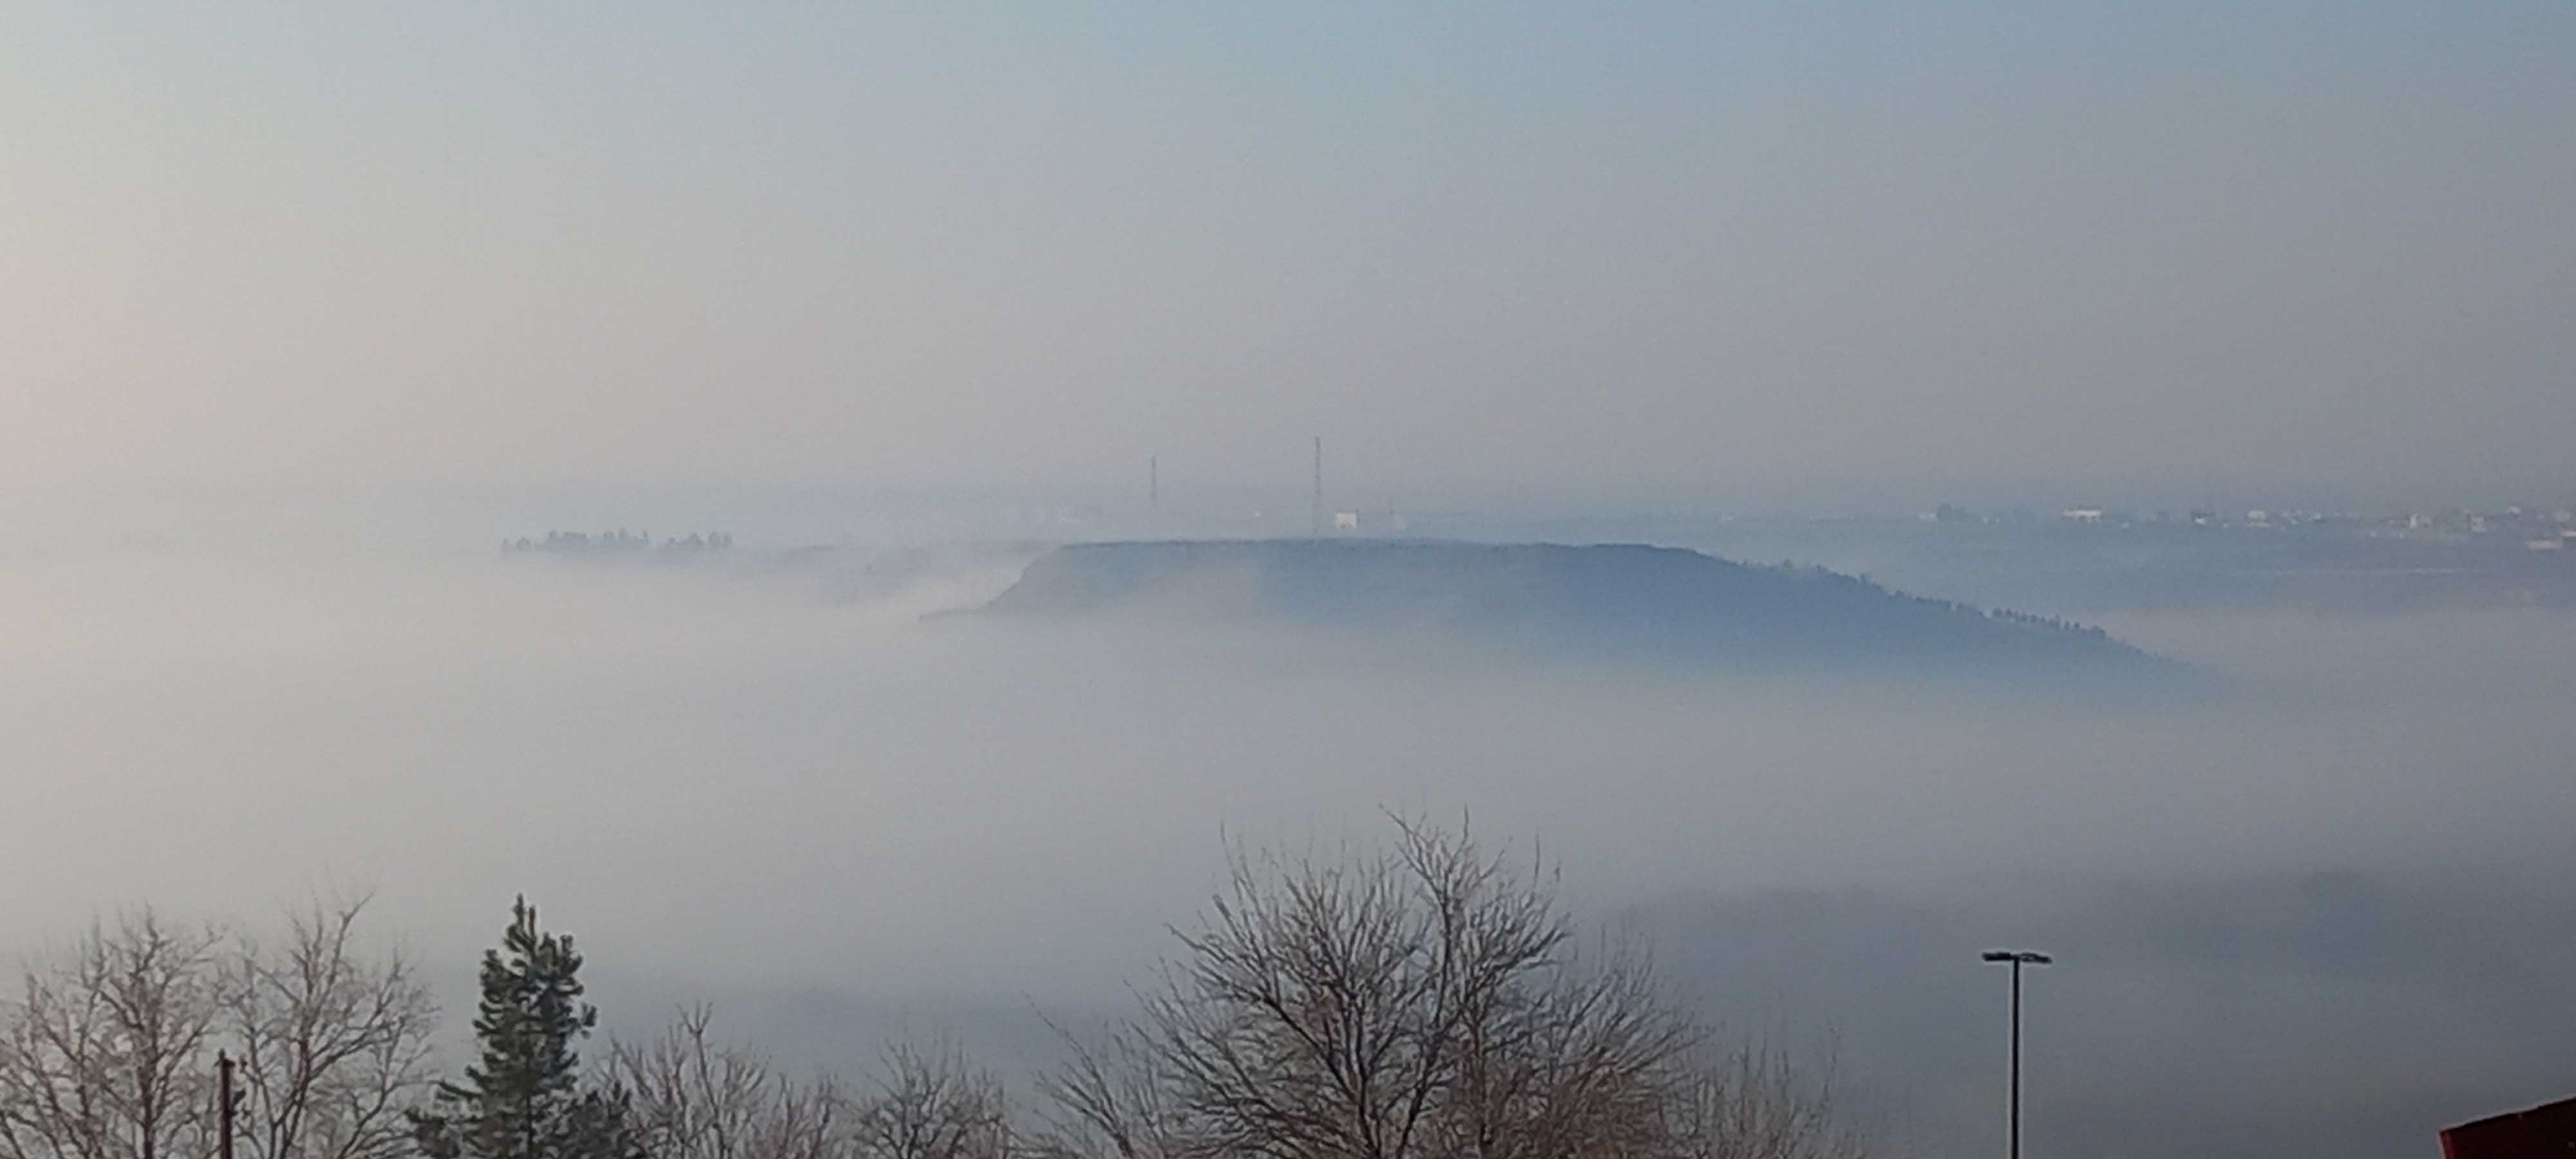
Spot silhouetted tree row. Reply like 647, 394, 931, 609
0, 899, 438, 1159
1742, 561, 2130, 657
1983, 608, 2113, 640
0, 822, 1876, 1159
500, 532, 734, 558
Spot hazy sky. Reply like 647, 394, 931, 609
6, 3, 2569, 502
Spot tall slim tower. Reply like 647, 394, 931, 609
1311, 436, 1324, 537
1149, 455, 1159, 512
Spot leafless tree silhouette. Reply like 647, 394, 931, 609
1, 903, 435, 1159
1037, 818, 1867, 1159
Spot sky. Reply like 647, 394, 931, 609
5, 2, 2571, 507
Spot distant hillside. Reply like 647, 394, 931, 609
974, 539, 2174, 677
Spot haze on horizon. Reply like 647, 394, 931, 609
5, 3, 2571, 508
8, 7, 2576, 1159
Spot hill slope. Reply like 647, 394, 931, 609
974, 539, 2170, 676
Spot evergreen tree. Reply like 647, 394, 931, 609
412, 898, 635, 1159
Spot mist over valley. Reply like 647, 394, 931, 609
11, 5, 2573, 1153
5, 510, 2570, 1158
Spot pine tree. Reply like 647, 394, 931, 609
412, 898, 635, 1159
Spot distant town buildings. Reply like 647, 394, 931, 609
1909, 499, 2576, 551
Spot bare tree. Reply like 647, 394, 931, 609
614, 1006, 850, 1159
615, 1011, 1006, 1159
1405, 843, 1690, 1159
1030, 1022, 1185, 1159
1037, 818, 1698, 1159
848, 1041, 1005, 1159
1656, 1044, 1870, 1159
0, 904, 437, 1159
0, 911, 225, 1159
222, 899, 439, 1159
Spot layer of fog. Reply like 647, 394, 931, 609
4, 545, 2571, 1158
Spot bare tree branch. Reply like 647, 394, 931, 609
1034, 817, 1788, 1159
223, 896, 439, 1159
0, 910, 225, 1159
0, 903, 435, 1159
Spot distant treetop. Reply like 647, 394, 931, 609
500, 529, 734, 558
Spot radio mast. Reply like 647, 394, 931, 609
1311, 436, 1323, 536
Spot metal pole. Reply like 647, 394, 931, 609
2009, 961, 2021, 1159
218, 1052, 236, 1159
1982, 948, 2048, 1159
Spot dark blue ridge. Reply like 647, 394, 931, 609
974, 539, 2183, 683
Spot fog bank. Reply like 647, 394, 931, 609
3, 547, 2569, 1157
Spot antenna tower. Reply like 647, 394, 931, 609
1311, 436, 1324, 537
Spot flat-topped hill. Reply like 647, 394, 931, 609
974, 539, 2172, 677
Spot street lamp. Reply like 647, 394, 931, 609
1980, 950, 2052, 1159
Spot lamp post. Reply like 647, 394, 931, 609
1980, 950, 2052, 1159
